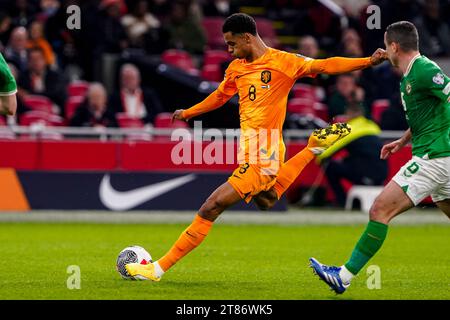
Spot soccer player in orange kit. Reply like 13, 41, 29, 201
126, 13, 387, 281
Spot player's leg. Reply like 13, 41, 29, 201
310, 156, 447, 293
435, 199, 450, 219
125, 182, 242, 281
254, 123, 352, 210
431, 170, 450, 219
310, 180, 414, 293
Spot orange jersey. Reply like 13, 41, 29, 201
182, 48, 371, 174
217, 48, 317, 172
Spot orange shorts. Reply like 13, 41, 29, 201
227, 162, 278, 203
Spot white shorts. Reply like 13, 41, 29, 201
392, 156, 450, 205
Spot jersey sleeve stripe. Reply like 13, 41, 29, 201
443, 82, 450, 96
0, 89, 17, 96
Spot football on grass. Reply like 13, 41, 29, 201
116, 245, 152, 279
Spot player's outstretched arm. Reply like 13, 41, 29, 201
309, 49, 387, 75
171, 89, 233, 123
0, 94, 17, 116
380, 128, 411, 159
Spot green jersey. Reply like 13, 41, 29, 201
0, 53, 17, 96
400, 55, 450, 159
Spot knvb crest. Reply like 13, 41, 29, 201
261, 70, 271, 84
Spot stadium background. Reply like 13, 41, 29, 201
1, 0, 449, 211
0, 0, 448, 302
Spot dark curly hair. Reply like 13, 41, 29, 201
222, 13, 257, 36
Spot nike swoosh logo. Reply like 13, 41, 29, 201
99, 174, 196, 211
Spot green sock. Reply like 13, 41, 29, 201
344, 220, 388, 275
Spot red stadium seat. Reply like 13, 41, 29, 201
203, 50, 231, 66
201, 64, 223, 82
22, 95, 54, 114
161, 49, 200, 76
67, 80, 89, 97
0, 130, 15, 139
202, 17, 226, 49
287, 98, 315, 115
116, 113, 152, 141
313, 102, 329, 122
20, 111, 64, 127
116, 113, 145, 128
292, 83, 317, 101
65, 96, 85, 120
154, 112, 189, 129
371, 99, 390, 124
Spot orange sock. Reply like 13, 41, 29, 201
158, 214, 213, 272
273, 148, 315, 198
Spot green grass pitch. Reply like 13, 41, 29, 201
0, 222, 448, 300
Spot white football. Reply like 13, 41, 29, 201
116, 245, 152, 279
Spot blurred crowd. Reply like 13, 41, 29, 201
0, 0, 448, 130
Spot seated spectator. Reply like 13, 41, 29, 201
121, 0, 160, 49
70, 82, 117, 127
98, 0, 129, 54
296, 35, 331, 89
327, 73, 366, 119
4, 26, 29, 72
0, 11, 12, 51
298, 35, 320, 59
338, 28, 363, 57
9, 0, 38, 28
164, 1, 206, 54
110, 63, 163, 126
7, 62, 28, 117
317, 103, 388, 207
27, 20, 56, 67
38, 0, 60, 20
17, 47, 67, 114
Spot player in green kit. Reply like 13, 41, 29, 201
309, 21, 450, 294
0, 53, 17, 116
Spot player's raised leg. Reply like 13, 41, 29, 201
253, 123, 352, 210
310, 180, 413, 293
125, 182, 242, 281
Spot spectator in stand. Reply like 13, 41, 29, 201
17, 47, 68, 114
0, 11, 12, 51
317, 102, 388, 207
27, 20, 56, 67
296, 35, 331, 90
298, 35, 320, 59
148, 0, 172, 21
121, 0, 161, 49
413, 0, 450, 57
9, 0, 38, 28
164, 1, 206, 54
338, 28, 364, 57
7, 62, 29, 117
97, 0, 129, 54
327, 73, 367, 119
38, 0, 60, 21
70, 82, 117, 127
109, 63, 164, 126
3, 26, 29, 72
